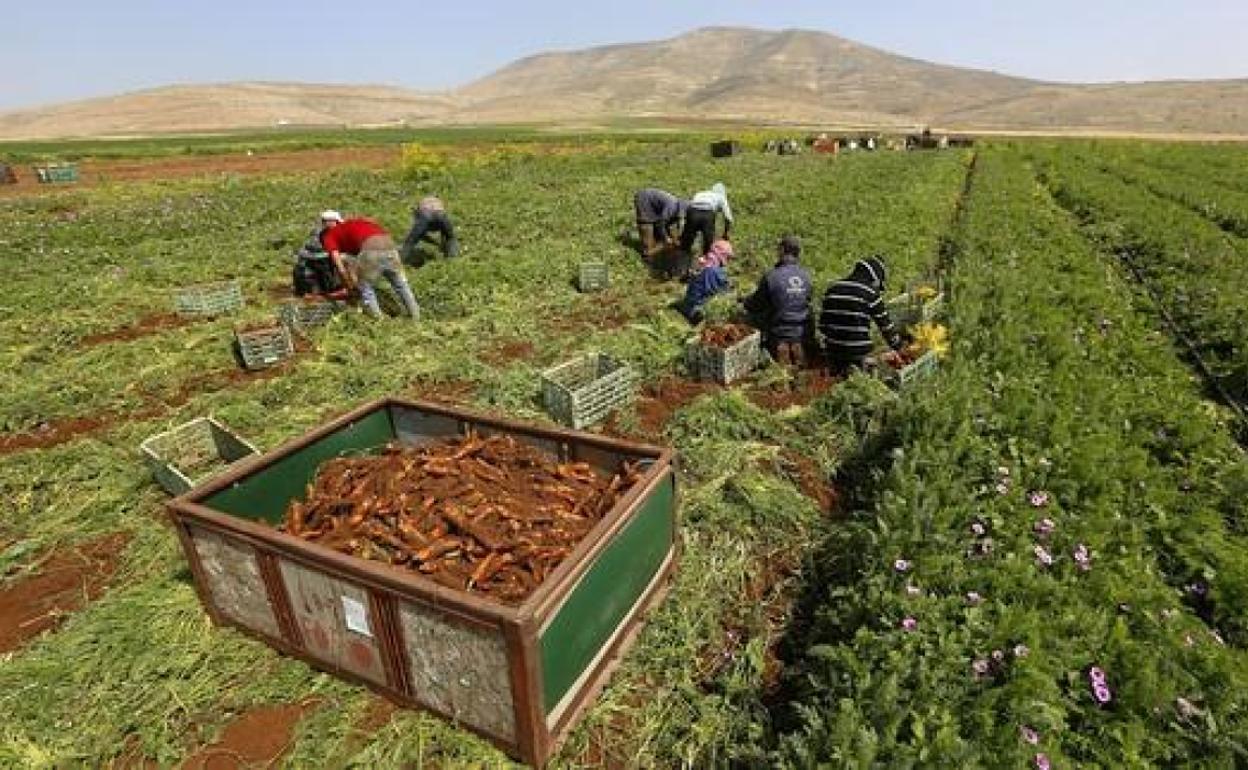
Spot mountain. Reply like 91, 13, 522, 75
2, 27, 1246, 139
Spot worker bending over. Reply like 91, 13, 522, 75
819, 256, 904, 375
320, 211, 420, 319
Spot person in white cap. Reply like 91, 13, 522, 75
319, 212, 420, 319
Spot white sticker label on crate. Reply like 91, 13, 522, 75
341, 596, 372, 638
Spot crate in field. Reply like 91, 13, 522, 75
576, 262, 609, 293
234, 323, 294, 371
33, 162, 78, 183
166, 398, 678, 766
881, 349, 940, 390
685, 328, 761, 385
0, 163, 16, 184
541, 353, 636, 429
710, 140, 741, 158
174, 279, 245, 318
140, 417, 259, 496
278, 298, 341, 334
886, 289, 945, 328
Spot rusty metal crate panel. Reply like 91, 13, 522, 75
235, 324, 293, 370
174, 279, 245, 318
540, 353, 636, 429
140, 417, 259, 496
278, 299, 341, 334
278, 558, 390, 686
576, 262, 609, 293
397, 599, 517, 743
189, 527, 281, 638
685, 330, 761, 385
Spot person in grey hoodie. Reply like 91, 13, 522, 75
680, 182, 733, 259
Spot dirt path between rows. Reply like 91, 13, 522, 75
180, 699, 321, 770
0, 145, 401, 196
0, 532, 130, 653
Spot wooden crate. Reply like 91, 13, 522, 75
685, 330, 762, 385
174, 279, 245, 318
576, 262, 609, 293
235, 323, 294, 371
541, 353, 636, 429
140, 417, 259, 496
167, 399, 678, 767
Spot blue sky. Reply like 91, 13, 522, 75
4, 0, 1246, 110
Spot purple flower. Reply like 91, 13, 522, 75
1188, 581, 1209, 598
905, 584, 923, 597
1034, 518, 1056, 537
1088, 666, 1107, 684
1073, 544, 1089, 562
1092, 682, 1113, 705
1034, 753, 1051, 770
901, 617, 918, 632
894, 559, 912, 573
1034, 545, 1054, 566
1013, 643, 1030, 659
966, 591, 984, 605
972, 658, 990, 678
1020, 725, 1040, 745
1029, 490, 1051, 508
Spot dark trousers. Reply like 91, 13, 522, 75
401, 210, 459, 263
827, 347, 869, 376
679, 207, 716, 257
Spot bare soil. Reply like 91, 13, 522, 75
79, 312, 198, 347
0, 532, 129, 653
180, 700, 320, 770
481, 339, 536, 366
405, 377, 477, 406
604, 376, 719, 442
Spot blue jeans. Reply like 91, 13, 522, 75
400, 210, 459, 263
354, 250, 420, 319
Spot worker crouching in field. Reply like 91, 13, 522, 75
675, 239, 733, 324
321, 213, 421, 319
633, 187, 688, 258
819, 256, 905, 375
743, 236, 813, 367
679, 182, 733, 277
292, 213, 347, 298
400, 195, 459, 265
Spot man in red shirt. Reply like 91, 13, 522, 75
319, 211, 420, 319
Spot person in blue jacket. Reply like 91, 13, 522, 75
675, 239, 733, 324
743, 235, 814, 366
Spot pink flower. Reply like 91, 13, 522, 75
1020, 725, 1040, 745
1088, 666, 1106, 684
1092, 683, 1112, 705
901, 617, 918, 632
1034, 545, 1054, 566
1034, 518, 1056, 537
1034, 753, 1051, 770
1029, 491, 1051, 508
1013, 644, 1030, 659
1073, 544, 1089, 562
966, 591, 984, 605
894, 559, 912, 572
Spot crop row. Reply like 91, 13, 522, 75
772, 147, 1248, 768
1032, 148, 1248, 408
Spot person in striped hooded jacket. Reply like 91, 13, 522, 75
818, 256, 907, 375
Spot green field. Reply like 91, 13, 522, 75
1, 132, 1246, 768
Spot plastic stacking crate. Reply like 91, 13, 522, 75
541, 353, 636, 430
886, 290, 945, 329
33, 162, 78, 183
166, 398, 678, 767
710, 140, 741, 158
140, 417, 259, 496
235, 323, 294, 370
576, 262, 609, 293
174, 279, 245, 318
883, 349, 940, 390
278, 298, 340, 335
685, 329, 762, 385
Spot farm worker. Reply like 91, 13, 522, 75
743, 235, 813, 367
632, 187, 688, 258
680, 182, 734, 263
818, 256, 905, 375
400, 195, 459, 264
320, 213, 420, 319
291, 213, 348, 298
675, 239, 733, 324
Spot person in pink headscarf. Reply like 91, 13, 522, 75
675, 239, 733, 324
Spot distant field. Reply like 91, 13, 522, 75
1, 134, 1247, 768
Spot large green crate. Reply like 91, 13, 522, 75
140, 417, 259, 496
167, 398, 677, 767
174, 279, 245, 318
685, 329, 762, 385
540, 353, 636, 429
